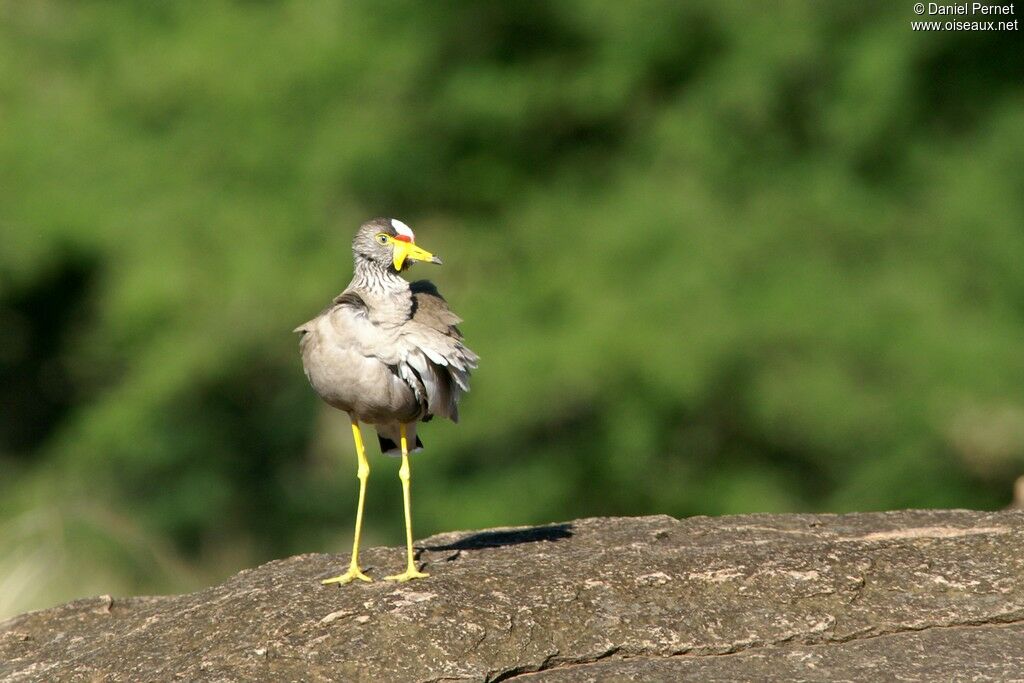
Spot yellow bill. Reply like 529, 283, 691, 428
391, 238, 442, 271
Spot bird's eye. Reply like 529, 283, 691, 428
376, 234, 389, 245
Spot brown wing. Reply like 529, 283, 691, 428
399, 280, 479, 422
410, 281, 464, 335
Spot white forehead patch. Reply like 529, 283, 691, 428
391, 219, 415, 240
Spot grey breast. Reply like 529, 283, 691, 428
296, 281, 478, 426
296, 291, 421, 424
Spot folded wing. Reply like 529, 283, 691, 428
398, 280, 479, 422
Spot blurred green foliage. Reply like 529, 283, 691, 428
2, 1, 1023, 617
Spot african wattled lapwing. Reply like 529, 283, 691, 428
295, 218, 478, 583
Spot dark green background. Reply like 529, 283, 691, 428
2, 1, 1023, 617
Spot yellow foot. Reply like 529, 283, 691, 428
384, 567, 429, 583
321, 566, 372, 585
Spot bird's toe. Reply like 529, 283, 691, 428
321, 566, 373, 585
384, 568, 429, 583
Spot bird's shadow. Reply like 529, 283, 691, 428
422, 523, 574, 552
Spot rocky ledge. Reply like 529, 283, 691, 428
2, 510, 1024, 682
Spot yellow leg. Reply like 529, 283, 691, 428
323, 418, 372, 585
385, 424, 429, 582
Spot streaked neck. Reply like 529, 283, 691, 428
351, 256, 411, 321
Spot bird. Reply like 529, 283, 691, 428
295, 218, 478, 584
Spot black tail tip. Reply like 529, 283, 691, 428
378, 435, 424, 454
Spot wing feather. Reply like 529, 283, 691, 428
397, 280, 479, 422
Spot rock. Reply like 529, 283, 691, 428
2, 510, 1024, 682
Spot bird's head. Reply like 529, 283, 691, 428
354, 218, 442, 273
